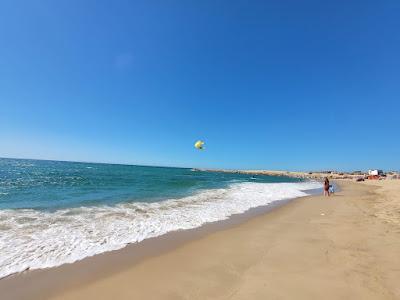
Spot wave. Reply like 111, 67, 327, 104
0, 181, 321, 278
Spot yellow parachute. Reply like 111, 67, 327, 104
194, 140, 205, 150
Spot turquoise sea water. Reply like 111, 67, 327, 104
0, 158, 321, 279
0, 158, 302, 210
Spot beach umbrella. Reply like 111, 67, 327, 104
194, 140, 205, 150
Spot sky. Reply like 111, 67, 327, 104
0, 0, 399, 171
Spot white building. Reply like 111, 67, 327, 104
368, 169, 383, 176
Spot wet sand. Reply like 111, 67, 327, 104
1, 180, 400, 299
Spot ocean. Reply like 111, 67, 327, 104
0, 158, 321, 278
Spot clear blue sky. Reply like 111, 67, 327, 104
0, 0, 399, 171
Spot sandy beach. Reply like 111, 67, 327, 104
1, 180, 400, 300
2, 1, 398, 298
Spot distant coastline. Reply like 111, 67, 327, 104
192, 168, 400, 180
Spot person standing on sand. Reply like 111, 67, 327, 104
324, 177, 330, 196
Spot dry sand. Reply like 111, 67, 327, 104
362, 180, 400, 227
2, 180, 400, 299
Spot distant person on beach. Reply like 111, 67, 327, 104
324, 177, 330, 196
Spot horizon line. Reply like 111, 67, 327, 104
0, 155, 394, 173
0, 155, 189, 170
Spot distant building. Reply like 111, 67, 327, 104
352, 171, 363, 175
368, 169, 384, 176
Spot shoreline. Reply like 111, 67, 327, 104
2, 180, 400, 299
0, 187, 320, 299
0, 180, 321, 281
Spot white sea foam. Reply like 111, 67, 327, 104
0, 181, 321, 278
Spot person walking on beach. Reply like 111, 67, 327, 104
324, 177, 330, 196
